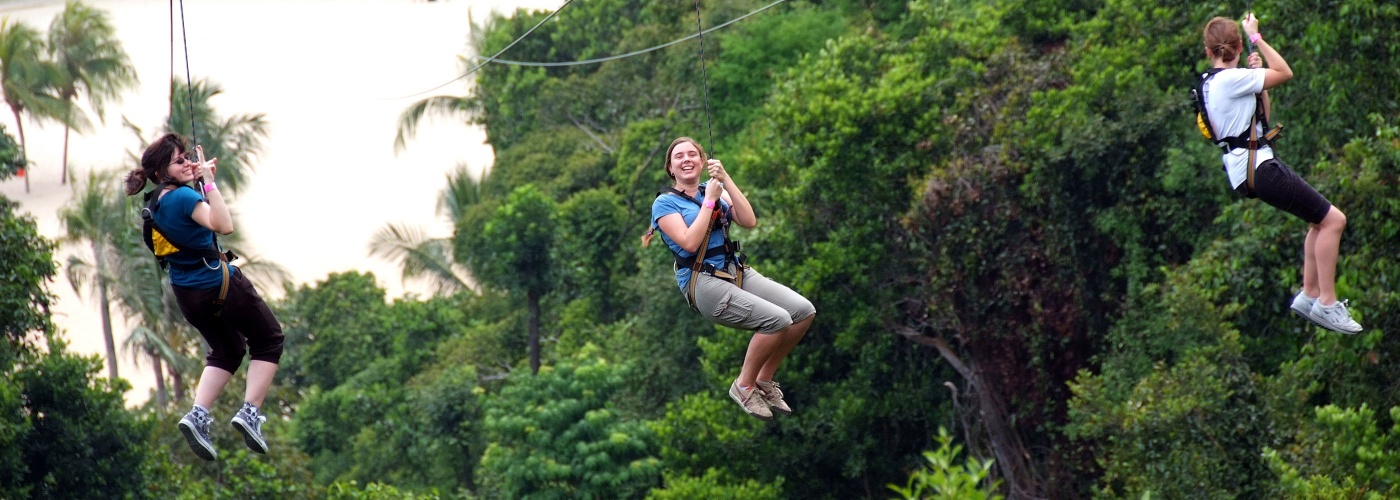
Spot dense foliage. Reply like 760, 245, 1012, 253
7, 0, 1399, 497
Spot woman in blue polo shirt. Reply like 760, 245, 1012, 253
644, 136, 816, 420
123, 133, 283, 460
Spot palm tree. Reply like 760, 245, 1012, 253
59, 169, 126, 381
394, 93, 476, 154
164, 78, 268, 194
0, 17, 75, 193
48, 1, 139, 185
369, 164, 478, 295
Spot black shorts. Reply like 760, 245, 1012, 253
1235, 158, 1332, 224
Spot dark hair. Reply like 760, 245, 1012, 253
662, 136, 708, 180
124, 133, 187, 196
1203, 16, 1242, 65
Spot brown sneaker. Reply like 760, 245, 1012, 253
755, 380, 793, 415
729, 380, 773, 420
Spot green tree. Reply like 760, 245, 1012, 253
162, 78, 268, 195
455, 184, 556, 374
0, 197, 54, 343
475, 346, 661, 498
369, 165, 478, 296
48, 0, 137, 184
0, 123, 22, 180
58, 169, 126, 381
278, 272, 393, 391
1266, 405, 1400, 498
0, 196, 151, 498
0, 17, 72, 193
888, 428, 1003, 500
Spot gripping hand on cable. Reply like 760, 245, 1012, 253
190, 145, 234, 235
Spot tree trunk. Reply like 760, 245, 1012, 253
60, 124, 69, 185
900, 330, 1045, 499
528, 290, 540, 374
11, 108, 28, 193
171, 369, 186, 403
152, 354, 168, 408
94, 243, 118, 381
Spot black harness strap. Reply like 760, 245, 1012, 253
142, 183, 237, 314
1193, 68, 1284, 194
658, 186, 748, 310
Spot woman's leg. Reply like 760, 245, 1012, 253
192, 366, 233, 409
1309, 206, 1347, 304
756, 314, 813, 383
243, 360, 278, 408
737, 329, 789, 389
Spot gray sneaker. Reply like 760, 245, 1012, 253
178, 408, 216, 461
728, 380, 772, 420
231, 402, 269, 454
755, 380, 793, 415
1290, 291, 1326, 327
1310, 299, 1363, 335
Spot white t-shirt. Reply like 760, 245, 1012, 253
1203, 67, 1272, 189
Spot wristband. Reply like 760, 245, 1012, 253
702, 199, 715, 209
1249, 33, 1262, 44
203, 182, 217, 193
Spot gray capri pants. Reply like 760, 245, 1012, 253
691, 265, 816, 334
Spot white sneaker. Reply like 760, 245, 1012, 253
1309, 299, 1363, 334
1290, 291, 1325, 327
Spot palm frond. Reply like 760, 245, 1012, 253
394, 95, 476, 153
369, 222, 473, 295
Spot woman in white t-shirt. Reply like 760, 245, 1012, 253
1200, 14, 1361, 333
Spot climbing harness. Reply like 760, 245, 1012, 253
1191, 67, 1282, 194
140, 182, 237, 314
659, 186, 747, 311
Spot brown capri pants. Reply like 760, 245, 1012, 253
172, 271, 285, 373
691, 265, 816, 334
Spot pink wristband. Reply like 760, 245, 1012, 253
1249, 33, 1262, 44
203, 182, 217, 193
702, 199, 715, 209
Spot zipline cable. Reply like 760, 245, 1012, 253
693, 0, 715, 155
383, 0, 785, 99
492, 0, 786, 68
388, 0, 577, 100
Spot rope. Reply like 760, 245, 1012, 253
168, 0, 174, 119
693, 0, 715, 155
492, 0, 786, 67
174, 0, 204, 199
386, 0, 785, 99
390, 0, 577, 100
176, 0, 197, 148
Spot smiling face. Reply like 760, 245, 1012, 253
163, 149, 197, 183
666, 138, 705, 184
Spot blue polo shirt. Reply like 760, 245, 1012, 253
153, 186, 237, 289
650, 182, 729, 291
